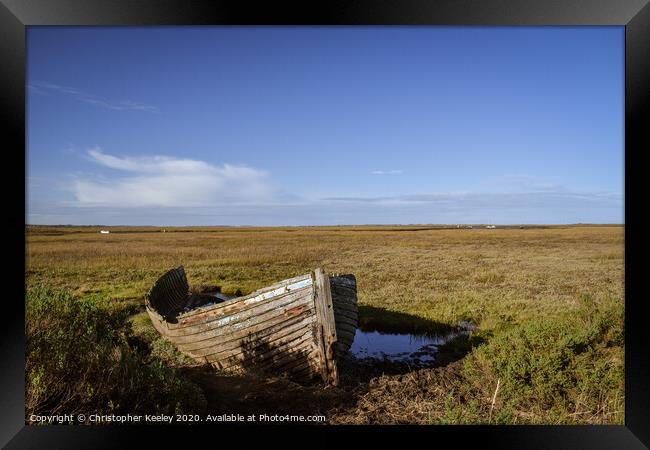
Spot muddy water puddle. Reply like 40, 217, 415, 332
350, 321, 476, 367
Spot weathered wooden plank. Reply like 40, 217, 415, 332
335, 318, 357, 332
334, 328, 356, 345
169, 291, 312, 340
163, 300, 315, 352
178, 275, 311, 319
250, 273, 312, 294
336, 321, 358, 337
205, 328, 314, 371
163, 288, 313, 338
180, 313, 315, 357
145, 266, 189, 317
269, 346, 321, 376
290, 362, 320, 379
331, 302, 357, 313
157, 308, 313, 361
171, 314, 314, 366
253, 343, 319, 374
232, 340, 315, 375
333, 309, 359, 323
333, 303, 357, 313
335, 326, 358, 346
209, 326, 314, 364
170, 282, 312, 328
212, 333, 316, 372
147, 307, 170, 335
176, 307, 314, 352
250, 356, 316, 380
257, 337, 319, 371
336, 323, 356, 336
329, 273, 358, 357
311, 276, 329, 382
312, 268, 339, 385
331, 286, 356, 294
330, 285, 357, 294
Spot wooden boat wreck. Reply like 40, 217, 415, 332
145, 267, 358, 385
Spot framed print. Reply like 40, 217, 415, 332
3, 0, 648, 448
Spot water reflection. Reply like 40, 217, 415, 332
350, 322, 475, 366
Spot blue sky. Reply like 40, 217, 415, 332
27, 26, 624, 225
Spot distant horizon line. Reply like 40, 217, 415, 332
26, 222, 625, 228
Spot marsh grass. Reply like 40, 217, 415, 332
25, 287, 206, 419
25, 225, 623, 424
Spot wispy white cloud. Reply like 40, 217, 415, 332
322, 190, 622, 213
480, 175, 565, 193
72, 148, 283, 207
31, 158, 623, 225
371, 170, 403, 175
324, 190, 621, 204
29, 188, 624, 226
28, 82, 158, 112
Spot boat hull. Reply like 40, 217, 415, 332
145, 267, 357, 384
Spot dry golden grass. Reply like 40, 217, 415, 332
26, 225, 623, 326
25, 225, 624, 424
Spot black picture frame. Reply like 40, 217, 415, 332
4, 0, 648, 448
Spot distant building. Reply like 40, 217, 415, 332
100, 230, 110, 234
486, 225, 496, 229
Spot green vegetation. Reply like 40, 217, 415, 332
26, 286, 206, 419
25, 225, 624, 424
445, 294, 623, 424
